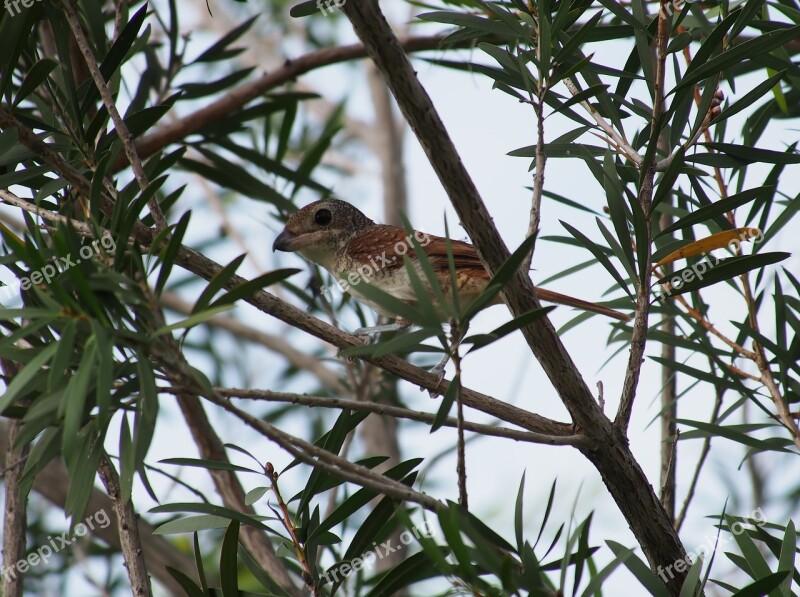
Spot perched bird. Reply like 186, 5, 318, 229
272, 198, 629, 336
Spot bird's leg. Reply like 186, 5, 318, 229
353, 318, 411, 341
430, 352, 451, 385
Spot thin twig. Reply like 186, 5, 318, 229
659, 215, 677, 523
265, 463, 318, 595
563, 76, 643, 166
58, 0, 167, 232
450, 324, 468, 509
201, 391, 442, 510
159, 291, 347, 394
672, 294, 757, 360
214, 388, 584, 446
97, 453, 152, 597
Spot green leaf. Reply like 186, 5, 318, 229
152, 305, 234, 337
702, 142, 800, 165
155, 514, 234, 535
150, 503, 277, 534
417, 11, 521, 38
13, 58, 58, 107
515, 471, 526, 554
673, 25, 800, 93
465, 307, 554, 352
245, 486, 269, 506
677, 419, 792, 452
731, 572, 791, 597
461, 234, 537, 323
154, 211, 191, 295
159, 457, 260, 474
80, 4, 149, 113
292, 410, 370, 511
365, 550, 443, 597
220, 520, 240, 597
579, 543, 634, 597
431, 373, 459, 433
657, 186, 771, 238
606, 540, 669, 597
655, 252, 789, 298
678, 557, 704, 597
194, 15, 259, 63
165, 567, 206, 597
561, 221, 634, 299
309, 459, 423, 542
777, 520, 796, 597
0, 129, 19, 158
209, 268, 301, 310
193, 255, 246, 313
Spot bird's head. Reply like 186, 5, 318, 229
272, 198, 375, 269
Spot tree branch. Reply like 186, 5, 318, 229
213, 388, 588, 446
97, 454, 152, 597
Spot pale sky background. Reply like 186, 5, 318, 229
2, 0, 799, 594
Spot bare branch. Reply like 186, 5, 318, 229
214, 388, 587, 446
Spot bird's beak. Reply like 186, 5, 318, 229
272, 229, 296, 252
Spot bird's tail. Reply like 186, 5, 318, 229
535, 287, 630, 322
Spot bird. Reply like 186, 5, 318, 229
272, 198, 629, 340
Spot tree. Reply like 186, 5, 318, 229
0, 0, 799, 594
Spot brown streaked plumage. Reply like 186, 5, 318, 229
273, 198, 629, 323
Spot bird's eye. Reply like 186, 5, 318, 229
314, 208, 332, 226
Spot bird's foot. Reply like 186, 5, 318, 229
353, 322, 410, 342
425, 354, 450, 397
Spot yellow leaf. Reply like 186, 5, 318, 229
654, 227, 761, 269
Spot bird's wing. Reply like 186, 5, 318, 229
347, 225, 489, 277
346, 226, 629, 321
